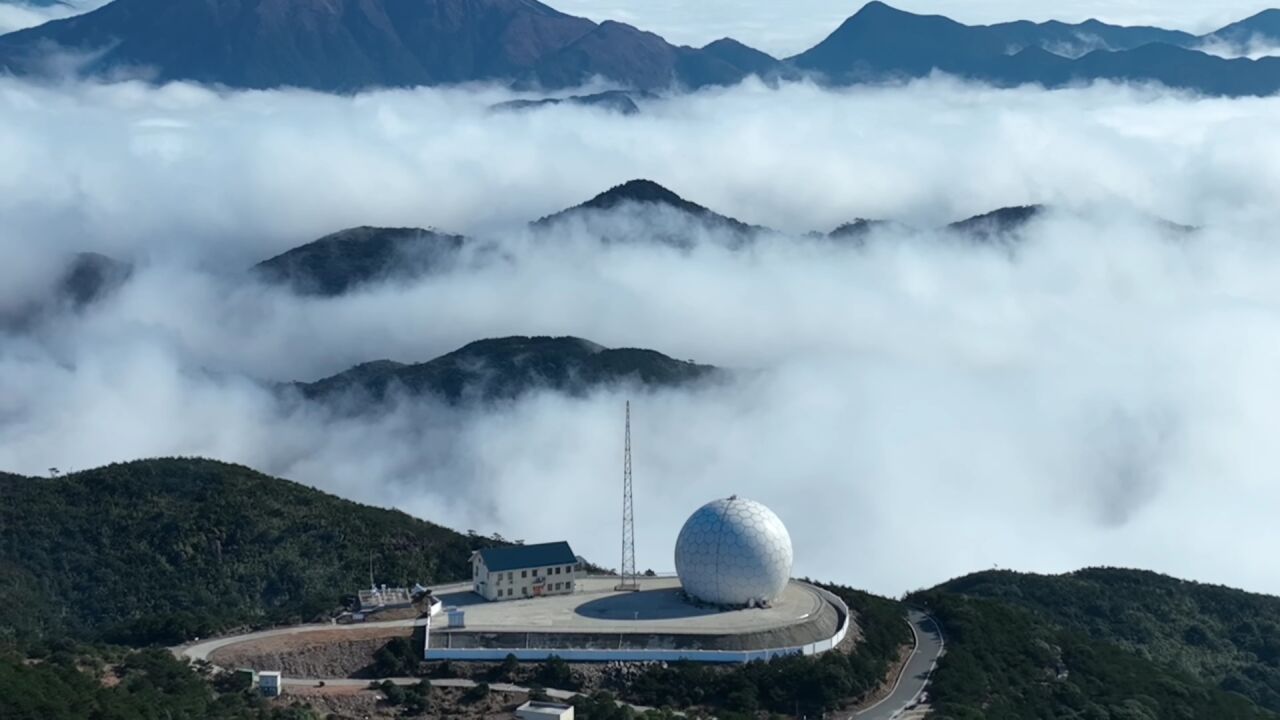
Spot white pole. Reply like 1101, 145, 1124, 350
423, 612, 431, 658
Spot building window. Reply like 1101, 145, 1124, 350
554, 567, 560, 575
507, 572, 513, 581
521, 570, 527, 578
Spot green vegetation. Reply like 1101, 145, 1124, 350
371, 634, 423, 678
915, 568, 1280, 719
0, 458, 493, 647
461, 681, 491, 703
536, 654, 580, 691
0, 645, 319, 720
571, 690, 685, 719
619, 583, 912, 717
376, 678, 433, 714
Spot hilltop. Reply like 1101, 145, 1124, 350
251, 226, 469, 296
293, 335, 718, 407
913, 568, 1280, 718
533, 179, 768, 248
0, 458, 494, 646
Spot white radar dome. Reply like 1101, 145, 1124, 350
674, 496, 793, 607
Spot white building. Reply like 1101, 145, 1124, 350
471, 541, 578, 602
516, 700, 575, 720
258, 670, 282, 698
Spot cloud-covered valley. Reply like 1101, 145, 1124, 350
3, 75, 1280, 598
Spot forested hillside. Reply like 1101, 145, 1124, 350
0, 645, 320, 720
0, 458, 491, 646
916, 568, 1280, 719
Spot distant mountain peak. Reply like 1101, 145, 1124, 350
582, 179, 692, 210
858, 1, 898, 14
850, 1, 944, 22
533, 179, 769, 246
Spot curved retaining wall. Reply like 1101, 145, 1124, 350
422, 584, 850, 664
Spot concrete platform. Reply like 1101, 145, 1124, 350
437, 577, 823, 634
426, 576, 850, 662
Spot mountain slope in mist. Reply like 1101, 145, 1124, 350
294, 335, 718, 406
1203, 10, 1280, 49
0, 0, 775, 91
789, 2, 1280, 97
0, 457, 492, 646
491, 88, 645, 114
59, 251, 132, 308
946, 204, 1046, 241
1, 251, 132, 330
252, 226, 469, 296
534, 179, 769, 247
981, 17, 1196, 56
251, 181, 761, 295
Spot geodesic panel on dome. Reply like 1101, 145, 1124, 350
673, 496, 793, 606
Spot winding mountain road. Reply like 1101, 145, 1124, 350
174, 607, 944, 718
851, 610, 945, 720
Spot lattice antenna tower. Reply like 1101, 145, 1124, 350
616, 401, 639, 591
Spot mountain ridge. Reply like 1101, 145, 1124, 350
292, 334, 718, 407
0, 0, 776, 91
3, 1, 1280, 95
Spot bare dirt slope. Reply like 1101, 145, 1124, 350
211, 626, 412, 677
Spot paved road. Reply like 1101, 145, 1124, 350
174, 620, 658, 713
174, 603, 943, 719
851, 610, 945, 720
177, 616, 426, 663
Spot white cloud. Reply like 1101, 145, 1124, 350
1197, 35, 1280, 59
3, 76, 1280, 598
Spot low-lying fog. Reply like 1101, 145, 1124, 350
3, 75, 1280, 597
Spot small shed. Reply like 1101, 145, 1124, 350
258, 670, 282, 698
516, 700, 575, 720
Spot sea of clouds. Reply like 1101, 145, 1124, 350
3, 73, 1280, 597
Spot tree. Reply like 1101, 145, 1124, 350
462, 682, 491, 704
493, 653, 520, 681
537, 655, 577, 690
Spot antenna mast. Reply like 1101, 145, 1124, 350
616, 401, 639, 591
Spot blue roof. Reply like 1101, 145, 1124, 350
477, 541, 577, 572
